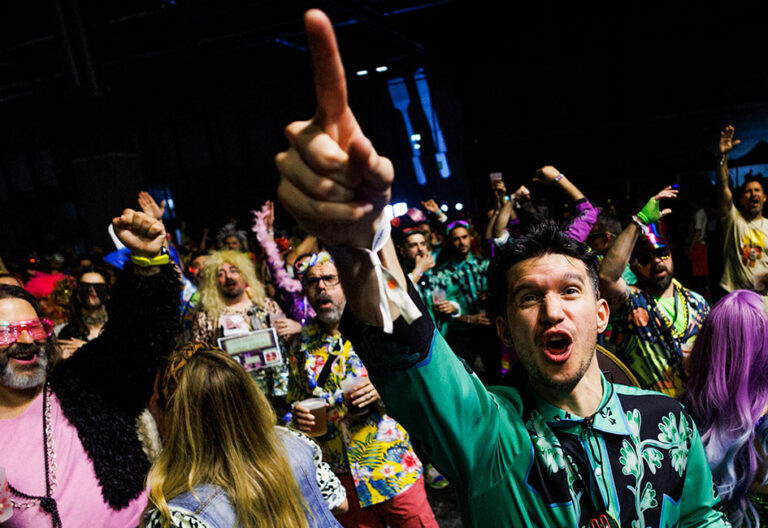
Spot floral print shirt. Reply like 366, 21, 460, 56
287, 321, 423, 508
346, 299, 729, 527
609, 279, 709, 398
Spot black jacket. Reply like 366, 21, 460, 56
48, 263, 180, 509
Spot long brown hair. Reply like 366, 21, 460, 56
144, 347, 308, 528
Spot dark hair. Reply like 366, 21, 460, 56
737, 173, 765, 202
487, 221, 599, 319
0, 284, 61, 368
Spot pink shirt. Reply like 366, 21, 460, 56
0, 390, 147, 527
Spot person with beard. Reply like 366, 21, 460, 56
190, 250, 292, 415
716, 125, 768, 296
391, 215, 434, 290
421, 220, 501, 383
273, 12, 728, 524
0, 208, 179, 527
599, 187, 709, 398
287, 252, 436, 528
57, 269, 111, 358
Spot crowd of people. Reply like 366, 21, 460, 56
2, 8, 768, 528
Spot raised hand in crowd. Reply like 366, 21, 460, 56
276, 10, 392, 251
138, 191, 166, 221
534, 165, 585, 201
421, 198, 440, 215
716, 125, 740, 218
718, 125, 741, 155
111, 209, 166, 272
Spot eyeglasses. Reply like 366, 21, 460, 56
0, 318, 53, 347
633, 247, 670, 267
304, 274, 340, 290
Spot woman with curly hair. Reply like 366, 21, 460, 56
683, 289, 768, 527
143, 343, 345, 528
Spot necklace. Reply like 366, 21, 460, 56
655, 282, 688, 341
8, 382, 62, 528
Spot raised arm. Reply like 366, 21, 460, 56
534, 165, 585, 202
598, 187, 677, 309
275, 10, 507, 488
716, 125, 740, 219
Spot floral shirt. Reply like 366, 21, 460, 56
287, 321, 423, 508
348, 311, 729, 527
190, 298, 289, 399
609, 279, 709, 398
420, 253, 489, 336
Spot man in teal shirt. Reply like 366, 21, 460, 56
274, 9, 728, 527
422, 220, 501, 383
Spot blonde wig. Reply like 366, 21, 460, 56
144, 346, 309, 528
199, 250, 267, 322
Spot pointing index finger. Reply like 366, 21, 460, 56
305, 9, 348, 124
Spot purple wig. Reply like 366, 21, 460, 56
683, 289, 768, 527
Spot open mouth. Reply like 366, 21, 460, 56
542, 333, 573, 364
8, 351, 38, 365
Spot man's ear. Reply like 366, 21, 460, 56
496, 316, 514, 346
596, 297, 610, 334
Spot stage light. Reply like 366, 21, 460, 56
455, 203, 463, 211
376, 66, 388, 73
440, 204, 448, 212
356, 70, 369, 76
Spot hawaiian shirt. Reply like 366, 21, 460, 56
420, 253, 489, 336
348, 316, 729, 527
190, 298, 289, 399
287, 321, 423, 508
609, 279, 709, 398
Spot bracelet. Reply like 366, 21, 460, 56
631, 215, 649, 234
130, 247, 170, 268
718, 153, 728, 167
554, 173, 564, 183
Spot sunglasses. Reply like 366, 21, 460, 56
633, 247, 670, 267
0, 318, 54, 347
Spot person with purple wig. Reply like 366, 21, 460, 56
684, 289, 768, 526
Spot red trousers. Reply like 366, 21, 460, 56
335, 472, 439, 528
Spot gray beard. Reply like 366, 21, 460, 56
0, 346, 48, 390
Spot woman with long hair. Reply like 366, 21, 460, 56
683, 289, 768, 527
143, 343, 344, 528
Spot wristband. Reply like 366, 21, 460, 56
554, 173, 564, 183
130, 247, 170, 268
631, 215, 649, 234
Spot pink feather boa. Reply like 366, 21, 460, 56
252, 205, 302, 293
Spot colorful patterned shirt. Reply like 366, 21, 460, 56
342, 299, 730, 527
287, 320, 423, 508
609, 279, 709, 398
420, 253, 489, 336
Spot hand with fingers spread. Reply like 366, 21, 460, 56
138, 191, 166, 221
719, 125, 741, 155
111, 209, 166, 258
637, 186, 678, 225
275, 10, 393, 249
58, 338, 87, 359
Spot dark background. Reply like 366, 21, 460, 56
1, 0, 767, 263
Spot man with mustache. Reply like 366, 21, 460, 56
0, 209, 179, 527
599, 187, 709, 398
716, 125, 768, 295
288, 253, 436, 528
